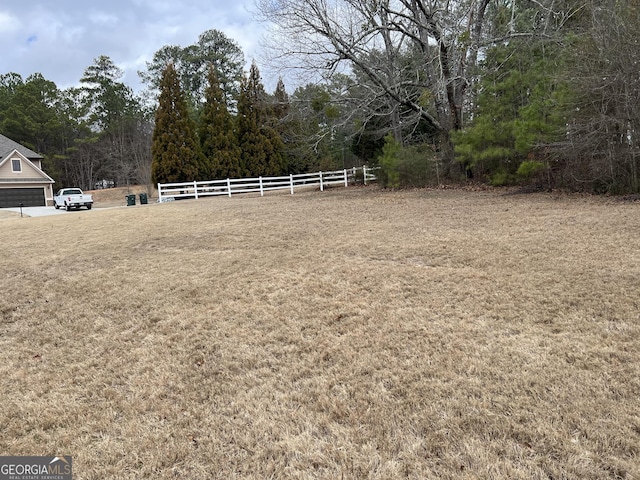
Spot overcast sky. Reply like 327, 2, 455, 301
0, 0, 275, 92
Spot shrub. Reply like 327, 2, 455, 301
378, 134, 441, 188
397, 145, 435, 187
516, 160, 546, 179
490, 169, 512, 186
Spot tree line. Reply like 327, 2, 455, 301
0, 61, 152, 191
257, 0, 640, 194
0, 29, 360, 191
2, 2, 640, 194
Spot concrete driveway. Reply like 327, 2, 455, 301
2, 206, 93, 217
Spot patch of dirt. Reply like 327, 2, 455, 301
501, 184, 550, 195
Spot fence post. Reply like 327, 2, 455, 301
290, 174, 294, 195
227, 178, 232, 197
363, 165, 367, 185
194, 180, 199, 199
344, 169, 348, 187
157, 183, 162, 203
320, 171, 324, 191
259, 176, 264, 196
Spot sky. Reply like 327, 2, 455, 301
0, 0, 275, 93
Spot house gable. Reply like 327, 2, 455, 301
0, 149, 54, 184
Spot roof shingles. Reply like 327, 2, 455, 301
0, 134, 43, 160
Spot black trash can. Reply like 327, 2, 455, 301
139, 193, 148, 205
126, 194, 136, 206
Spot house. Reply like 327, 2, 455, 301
0, 134, 55, 207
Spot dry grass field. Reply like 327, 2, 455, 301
0, 187, 638, 479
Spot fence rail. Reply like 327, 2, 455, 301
157, 166, 377, 203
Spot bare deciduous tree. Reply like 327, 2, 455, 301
556, 0, 640, 192
256, 0, 495, 161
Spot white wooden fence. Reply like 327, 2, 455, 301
157, 166, 377, 203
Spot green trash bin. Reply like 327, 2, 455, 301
139, 193, 148, 205
126, 194, 136, 206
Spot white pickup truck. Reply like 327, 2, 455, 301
53, 188, 93, 211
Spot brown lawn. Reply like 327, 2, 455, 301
0, 187, 638, 479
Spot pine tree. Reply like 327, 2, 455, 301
236, 62, 286, 177
271, 77, 295, 172
151, 63, 203, 184
451, 39, 569, 185
198, 66, 243, 179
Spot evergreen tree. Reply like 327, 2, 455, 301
272, 77, 298, 172
79, 56, 150, 187
451, 39, 569, 185
272, 78, 290, 122
285, 79, 359, 173
236, 62, 286, 177
140, 29, 244, 112
198, 66, 243, 179
0, 73, 65, 154
151, 63, 203, 184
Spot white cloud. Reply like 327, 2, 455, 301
88, 11, 120, 26
0, 10, 20, 34
0, 0, 281, 93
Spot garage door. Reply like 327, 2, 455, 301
0, 188, 46, 208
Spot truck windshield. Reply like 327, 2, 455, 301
64, 190, 82, 195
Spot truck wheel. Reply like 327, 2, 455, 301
65, 203, 70, 211
54, 203, 59, 209
87, 204, 92, 210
